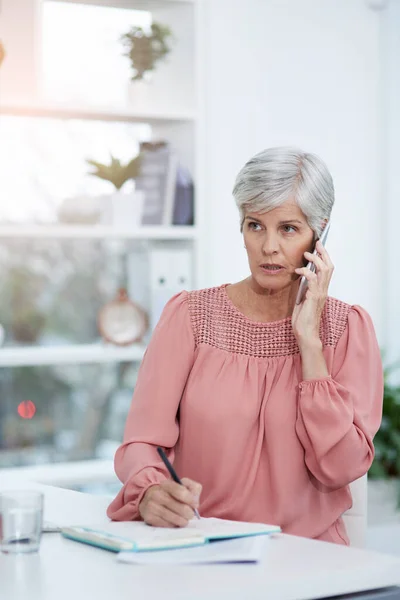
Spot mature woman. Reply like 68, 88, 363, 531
107, 147, 383, 545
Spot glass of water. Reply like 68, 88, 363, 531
0, 491, 44, 554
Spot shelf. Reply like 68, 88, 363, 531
0, 343, 147, 368
0, 225, 198, 240
0, 102, 197, 124
49, 0, 194, 8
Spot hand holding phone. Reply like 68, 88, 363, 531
295, 221, 331, 305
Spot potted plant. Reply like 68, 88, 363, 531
8, 265, 47, 344
86, 154, 143, 227
368, 362, 400, 522
121, 22, 173, 82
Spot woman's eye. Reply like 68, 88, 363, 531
248, 221, 262, 231
282, 225, 296, 233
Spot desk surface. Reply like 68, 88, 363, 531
1, 479, 400, 600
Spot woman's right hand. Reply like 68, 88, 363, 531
139, 477, 202, 527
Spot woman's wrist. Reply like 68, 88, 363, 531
296, 334, 322, 352
298, 338, 329, 380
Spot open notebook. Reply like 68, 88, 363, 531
61, 517, 281, 553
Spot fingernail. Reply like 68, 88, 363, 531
193, 494, 200, 506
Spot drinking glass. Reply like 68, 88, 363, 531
0, 490, 44, 554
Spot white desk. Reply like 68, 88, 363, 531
1, 480, 400, 600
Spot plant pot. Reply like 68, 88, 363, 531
368, 478, 400, 525
11, 313, 46, 344
111, 190, 144, 228
126, 79, 152, 112
126, 62, 192, 115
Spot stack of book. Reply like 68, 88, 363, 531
136, 141, 194, 226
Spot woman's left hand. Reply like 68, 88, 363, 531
292, 240, 334, 346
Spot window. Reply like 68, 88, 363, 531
0, 115, 150, 223
0, 238, 137, 346
41, 1, 152, 108
0, 361, 139, 468
0, 235, 149, 469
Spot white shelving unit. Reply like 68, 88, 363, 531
0, 225, 198, 240
51, 0, 195, 7
0, 102, 197, 124
0, 0, 204, 481
0, 0, 203, 364
0, 343, 146, 368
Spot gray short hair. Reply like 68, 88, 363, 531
232, 147, 334, 237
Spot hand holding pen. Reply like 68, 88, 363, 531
138, 447, 202, 527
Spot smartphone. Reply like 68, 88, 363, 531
295, 221, 331, 305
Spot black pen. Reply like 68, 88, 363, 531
157, 446, 201, 519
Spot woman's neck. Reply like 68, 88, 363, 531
227, 277, 298, 323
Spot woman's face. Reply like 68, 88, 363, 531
242, 201, 315, 293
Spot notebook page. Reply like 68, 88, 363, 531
185, 517, 281, 540
117, 535, 269, 565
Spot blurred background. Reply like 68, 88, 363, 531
0, 0, 399, 540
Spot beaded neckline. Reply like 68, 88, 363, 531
187, 285, 352, 359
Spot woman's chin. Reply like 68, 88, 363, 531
251, 272, 292, 292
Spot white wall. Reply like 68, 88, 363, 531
381, 0, 400, 369
200, 0, 384, 341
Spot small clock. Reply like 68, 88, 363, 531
97, 288, 148, 346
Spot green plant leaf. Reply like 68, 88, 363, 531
86, 154, 141, 190
372, 356, 400, 499
368, 460, 389, 479
120, 21, 173, 81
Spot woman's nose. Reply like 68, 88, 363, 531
261, 233, 279, 255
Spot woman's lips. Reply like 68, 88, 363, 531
260, 264, 285, 275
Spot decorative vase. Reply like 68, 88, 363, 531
110, 190, 144, 228
11, 312, 46, 344
58, 195, 103, 225
126, 78, 153, 113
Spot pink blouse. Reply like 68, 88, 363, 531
107, 284, 383, 545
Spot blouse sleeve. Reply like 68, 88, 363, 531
106, 291, 195, 521
295, 305, 383, 489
